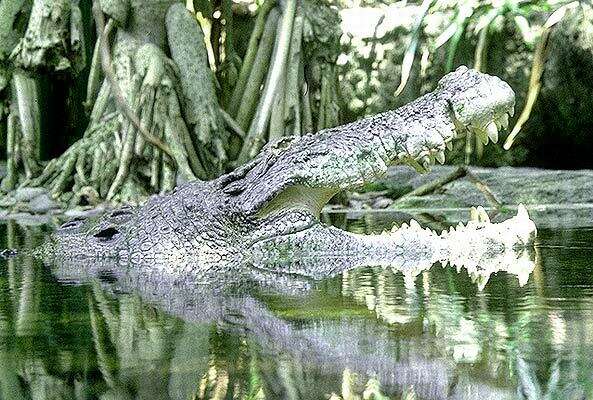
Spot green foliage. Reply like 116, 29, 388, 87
0, 0, 345, 204
338, 0, 575, 166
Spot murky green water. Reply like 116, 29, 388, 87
1, 214, 592, 400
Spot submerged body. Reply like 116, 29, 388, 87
51, 66, 535, 271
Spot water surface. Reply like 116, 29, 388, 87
0, 213, 592, 400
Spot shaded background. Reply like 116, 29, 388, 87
47, 1, 593, 168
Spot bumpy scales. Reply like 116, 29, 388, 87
49, 67, 535, 272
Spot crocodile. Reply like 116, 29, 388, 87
48, 66, 536, 270
46, 225, 536, 400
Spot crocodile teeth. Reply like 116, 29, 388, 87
508, 108, 515, 117
476, 206, 490, 223
499, 113, 509, 130
446, 141, 453, 151
517, 203, 529, 220
470, 207, 479, 221
486, 121, 498, 143
470, 206, 490, 223
435, 150, 445, 164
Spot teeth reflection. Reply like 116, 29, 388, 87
388, 206, 535, 288
409, 219, 422, 230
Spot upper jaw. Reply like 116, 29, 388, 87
448, 74, 516, 148
400, 79, 515, 174
452, 105, 514, 146
398, 105, 514, 174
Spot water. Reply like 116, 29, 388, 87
0, 214, 592, 400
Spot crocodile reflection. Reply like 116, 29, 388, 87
36, 232, 537, 400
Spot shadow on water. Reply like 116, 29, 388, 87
0, 216, 592, 400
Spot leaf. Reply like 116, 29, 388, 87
504, 2, 578, 150
514, 15, 534, 44
473, 9, 499, 71
394, 0, 434, 97
473, 7, 496, 33
433, 20, 459, 49
193, 0, 213, 17
544, 1, 578, 29
444, 2, 476, 72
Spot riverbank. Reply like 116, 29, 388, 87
1, 165, 592, 229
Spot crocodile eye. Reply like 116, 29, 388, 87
110, 210, 131, 217
93, 227, 120, 241
110, 206, 134, 218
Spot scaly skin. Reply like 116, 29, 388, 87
48, 66, 534, 271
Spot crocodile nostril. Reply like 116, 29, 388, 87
93, 227, 120, 241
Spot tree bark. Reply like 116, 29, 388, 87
11, 0, 84, 72
166, 3, 228, 177
238, 0, 297, 163
0, 0, 344, 207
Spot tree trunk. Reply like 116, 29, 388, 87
0, 0, 84, 191
21, 0, 232, 203
166, 3, 228, 177
0, 0, 344, 209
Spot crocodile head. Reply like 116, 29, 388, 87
438, 66, 515, 145
48, 67, 532, 273
385, 66, 515, 173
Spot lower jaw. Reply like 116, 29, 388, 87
246, 224, 441, 278
246, 215, 537, 281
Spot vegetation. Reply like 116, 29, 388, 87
1, 0, 592, 210
338, 0, 590, 166
399, 0, 579, 162
0, 0, 341, 206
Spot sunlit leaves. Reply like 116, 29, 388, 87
394, 0, 434, 97
504, 1, 578, 150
